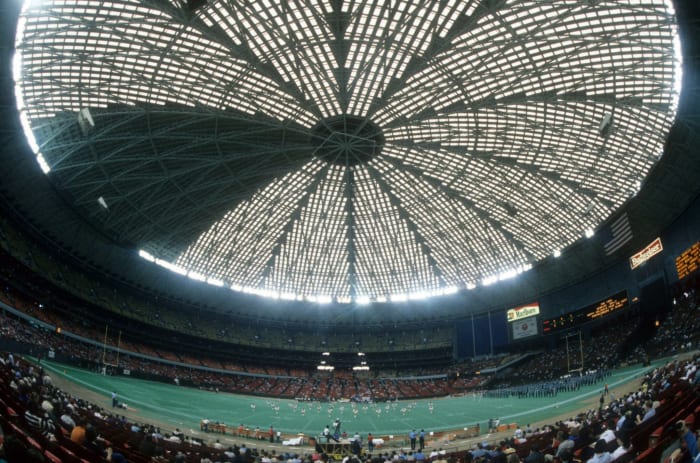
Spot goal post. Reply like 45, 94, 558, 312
564, 330, 584, 374
100, 362, 117, 375
100, 324, 122, 375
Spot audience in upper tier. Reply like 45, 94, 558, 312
0, 284, 697, 462
0, 216, 699, 462
0, 276, 699, 403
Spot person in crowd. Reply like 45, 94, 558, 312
559, 448, 574, 463
334, 418, 342, 436
70, 418, 87, 445
477, 443, 496, 461
60, 408, 76, 431
586, 439, 612, 463
323, 424, 339, 442
514, 426, 524, 440
677, 420, 699, 461
505, 448, 519, 463
351, 436, 361, 456
489, 444, 506, 463
636, 401, 656, 424
556, 431, 575, 458
599, 420, 617, 445
524, 444, 544, 463
610, 431, 632, 460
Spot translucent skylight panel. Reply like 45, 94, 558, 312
270, 179, 349, 296
15, 0, 682, 301
353, 169, 441, 296
177, 164, 322, 279
380, 170, 476, 278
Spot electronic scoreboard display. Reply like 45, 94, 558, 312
542, 290, 629, 333
676, 241, 700, 280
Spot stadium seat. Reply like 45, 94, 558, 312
43, 449, 63, 463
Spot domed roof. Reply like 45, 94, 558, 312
4, 0, 695, 306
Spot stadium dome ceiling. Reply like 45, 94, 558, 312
3, 0, 698, 306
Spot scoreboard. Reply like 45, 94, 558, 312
676, 241, 700, 280
542, 290, 629, 333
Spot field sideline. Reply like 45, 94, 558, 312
37, 359, 659, 440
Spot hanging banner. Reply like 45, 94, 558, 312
507, 303, 540, 322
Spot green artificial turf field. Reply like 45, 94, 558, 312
38, 359, 658, 439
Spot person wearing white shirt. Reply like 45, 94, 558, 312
600, 424, 616, 444
610, 432, 631, 461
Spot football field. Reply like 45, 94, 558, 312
38, 359, 657, 439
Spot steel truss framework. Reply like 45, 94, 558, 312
15, 0, 681, 302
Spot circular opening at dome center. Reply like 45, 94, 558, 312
310, 115, 384, 166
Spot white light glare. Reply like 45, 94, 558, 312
481, 264, 532, 286
499, 269, 518, 280
632, 180, 642, 196
442, 286, 458, 295
138, 249, 155, 262
249, 288, 278, 299
18, 111, 38, 154
669, 0, 683, 113
356, 295, 371, 305
36, 154, 51, 174
188, 271, 206, 282
585, 229, 595, 238
553, 249, 561, 258
14, 36, 47, 173
155, 258, 187, 275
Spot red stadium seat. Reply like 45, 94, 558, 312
44, 450, 63, 463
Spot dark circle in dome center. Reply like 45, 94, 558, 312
310, 115, 384, 166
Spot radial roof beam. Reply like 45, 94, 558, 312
260, 163, 332, 285
378, 154, 535, 263
364, 164, 445, 286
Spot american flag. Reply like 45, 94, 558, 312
603, 212, 633, 255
